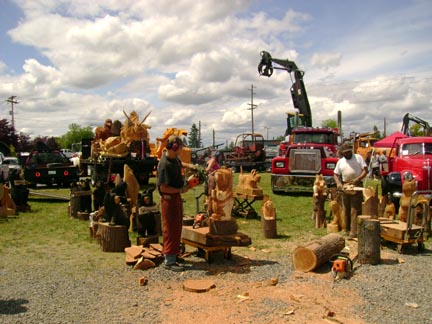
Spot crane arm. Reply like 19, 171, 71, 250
401, 113, 432, 136
258, 51, 312, 130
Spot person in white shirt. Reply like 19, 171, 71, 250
333, 142, 368, 239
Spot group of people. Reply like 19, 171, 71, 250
365, 149, 388, 180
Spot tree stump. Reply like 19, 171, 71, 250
357, 215, 381, 264
98, 222, 131, 252
292, 233, 345, 272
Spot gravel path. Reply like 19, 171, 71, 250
1, 236, 431, 324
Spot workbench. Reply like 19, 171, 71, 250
232, 193, 263, 218
181, 225, 251, 263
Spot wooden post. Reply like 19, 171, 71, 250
292, 233, 345, 272
98, 222, 131, 252
357, 215, 381, 264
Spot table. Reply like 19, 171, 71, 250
232, 193, 263, 218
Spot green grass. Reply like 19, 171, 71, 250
2, 173, 426, 263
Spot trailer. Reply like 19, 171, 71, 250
380, 190, 431, 253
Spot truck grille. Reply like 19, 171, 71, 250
288, 149, 321, 173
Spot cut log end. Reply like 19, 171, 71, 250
292, 247, 318, 272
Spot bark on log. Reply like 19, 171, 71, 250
98, 222, 131, 252
292, 233, 345, 272
357, 215, 381, 264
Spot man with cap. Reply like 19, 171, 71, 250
157, 135, 196, 271
333, 142, 368, 239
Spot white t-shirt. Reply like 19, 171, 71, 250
334, 154, 367, 183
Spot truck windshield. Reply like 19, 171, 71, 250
293, 133, 334, 144
401, 143, 432, 155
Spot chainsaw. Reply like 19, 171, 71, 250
330, 252, 353, 280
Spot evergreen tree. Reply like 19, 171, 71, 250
188, 123, 201, 148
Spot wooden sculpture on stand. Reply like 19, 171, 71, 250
399, 174, 416, 222
312, 174, 327, 228
327, 188, 344, 233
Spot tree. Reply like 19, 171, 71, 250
409, 124, 424, 136
188, 123, 201, 148
372, 125, 383, 139
0, 119, 18, 155
321, 119, 338, 128
32, 136, 60, 150
58, 123, 94, 149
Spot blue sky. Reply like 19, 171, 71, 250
0, 0, 431, 146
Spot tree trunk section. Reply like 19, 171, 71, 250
292, 233, 345, 272
98, 222, 131, 252
358, 215, 381, 264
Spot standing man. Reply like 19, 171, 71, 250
157, 135, 195, 272
333, 142, 368, 239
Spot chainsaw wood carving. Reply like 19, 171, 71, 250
361, 186, 379, 218
121, 110, 151, 146
398, 178, 416, 222
292, 233, 345, 272
124, 164, 139, 232
0, 184, 16, 219
209, 167, 234, 221
358, 215, 381, 264
381, 194, 396, 220
261, 195, 277, 238
235, 169, 263, 196
312, 174, 327, 228
327, 188, 344, 233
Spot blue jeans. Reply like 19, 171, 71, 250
164, 254, 176, 265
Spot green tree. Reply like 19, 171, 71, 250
409, 124, 424, 136
372, 125, 383, 139
0, 119, 18, 155
188, 123, 201, 148
58, 123, 94, 149
321, 119, 338, 128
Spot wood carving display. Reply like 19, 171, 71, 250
209, 167, 234, 221
312, 174, 327, 228
123, 164, 139, 232
399, 178, 416, 222
327, 188, 344, 233
261, 195, 277, 238
235, 169, 263, 196
0, 184, 16, 218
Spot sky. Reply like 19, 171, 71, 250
0, 0, 431, 147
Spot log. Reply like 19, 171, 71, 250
292, 233, 345, 272
183, 279, 216, 293
357, 215, 381, 264
362, 187, 379, 218
98, 222, 131, 252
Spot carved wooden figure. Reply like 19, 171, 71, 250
209, 167, 234, 221
327, 188, 344, 233
312, 174, 327, 228
361, 186, 379, 218
399, 177, 416, 222
235, 169, 263, 196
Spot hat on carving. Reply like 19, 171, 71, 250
340, 142, 353, 153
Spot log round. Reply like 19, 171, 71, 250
292, 233, 345, 272
98, 222, 131, 252
358, 215, 381, 264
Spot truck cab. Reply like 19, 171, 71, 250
382, 136, 432, 205
271, 127, 339, 193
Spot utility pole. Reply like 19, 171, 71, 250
6, 96, 19, 130
247, 84, 257, 136
264, 126, 271, 140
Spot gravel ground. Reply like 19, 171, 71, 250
1, 236, 431, 324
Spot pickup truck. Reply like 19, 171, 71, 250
24, 150, 79, 187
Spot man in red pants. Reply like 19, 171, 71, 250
157, 135, 195, 272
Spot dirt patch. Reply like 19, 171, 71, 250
159, 272, 366, 324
